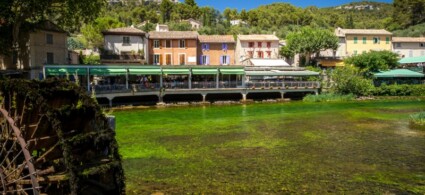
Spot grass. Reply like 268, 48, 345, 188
303, 93, 355, 102
115, 100, 425, 194
410, 111, 425, 129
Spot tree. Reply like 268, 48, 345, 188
80, 17, 125, 48
331, 66, 374, 96
0, 0, 105, 68
160, 0, 174, 23
393, 0, 425, 29
240, 9, 248, 21
281, 27, 339, 66
344, 50, 400, 76
223, 8, 238, 21
345, 14, 355, 28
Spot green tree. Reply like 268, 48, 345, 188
240, 9, 248, 21
160, 0, 174, 22
331, 66, 374, 96
344, 50, 400, 75
81, 17, 125, 48
282, 27, 339, 65
223, 8, 238, 21
345, 14, 355, 28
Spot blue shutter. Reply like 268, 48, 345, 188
219, 55, 223, 65
206, 44, 210, 50
199, 55, 203, 65
222, 43, 227, 50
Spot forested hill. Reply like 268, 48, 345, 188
73, 0, 425, 49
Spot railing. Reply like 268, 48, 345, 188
93, 81, 321, 94
100, 55, 146, 64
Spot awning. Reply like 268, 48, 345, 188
399, 56, 425, 64
250, 59, 290, 66
129, 68, 162, 75
162, 68, 190, 75
219, 68, 245, 75
191, 68, 219, 75
319, 59, 344, 67
374, 69, 424, 78
90, 68, 127, 76
45, 67, 88, 76
246, 70, 319, 76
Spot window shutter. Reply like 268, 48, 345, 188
159, 54, 163, 65
219, 55, 223, 65
227, 55, 230, 65
199, 55, 203, 65
206, 44, 210, 50
206, 56, 210, 65
185, 40, 187, 49
159, 40, 162, 49
222, 43, 227, 50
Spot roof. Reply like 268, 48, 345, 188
399, 56, 425, 64
250, 59, 290, 66
102, 27, 145, 36
237, 34, 279, 41
335, 28, 392, 37
149, 31, 199, 39
198, 35, 235, 43
374, 69, 424, 78
392, 37, 425, 43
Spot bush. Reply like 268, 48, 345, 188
331, 66, 374, 96
410, 111, 425, 129
82, 54, 101, 65
303, 93, 355, 102
373, 84, 425, 96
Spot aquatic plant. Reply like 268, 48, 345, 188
303, 93, 355, 102
410, 111, 425, 129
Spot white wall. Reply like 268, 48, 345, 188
104, 35, 146, 55
393, 42, 425, 58
235, 40, 280, 65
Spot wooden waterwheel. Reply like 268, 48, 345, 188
0, 79, 125, 195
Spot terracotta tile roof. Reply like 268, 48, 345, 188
198, 35, 235, 43
149, 31, 199, 39
392, 37, 425, 42
335, 28, 392, 37
237, 34, 279, 41
102, 27, 145, 36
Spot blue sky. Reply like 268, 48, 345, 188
193, 0, 393, 11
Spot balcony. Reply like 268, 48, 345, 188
100, 55, 146, 64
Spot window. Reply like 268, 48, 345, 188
267, 42, 271, 48
354, 37, 358, 44
409, 50, 413, 57
258, 42, 262, 48
200, 55, 209, 65
396, 43, 401, 48
165, 54, 172, 65
179, 54, 185, 65
123, 36, 130, 45
46, 52, 54, 64
266, 51, 272, 58
165, 40, 171, 48
248, 51, 253, 58
220, 55, 229, 65
202, 43, 209, 50
353, 50, 358, 55
248, 42, 254, 48
386, 37, 390, 44
222, 43, 228, 50
46, 34, 53, 44
179, 40, 185, 48
153, 54, 160, 65
257, 51, 263, 58
362, 37, 366, 44
421, 51, 425, 56
153, 40, 160, 48
420, 43, 425, 47
373, 37, 380, 44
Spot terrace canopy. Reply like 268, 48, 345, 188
246, 70, 319, 76
45, 67, 87, 76
399, 56, 425, 65
89, 68, 127, 76
373, 69, 424, 78
191, 68, 219, 75
128, 67, 162, 75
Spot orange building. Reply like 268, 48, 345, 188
148, 31, 199, 65
198, 35, 236, 65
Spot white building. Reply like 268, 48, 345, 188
235, 34, 280, 66
392, 37, 425, 58
183, 18, 202, 29
102, 27, 148, 64
155, 24, 169, 32
230, 20, 247, 26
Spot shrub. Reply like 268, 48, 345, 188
410, 111, 425, 130
373, 84, 425, 96
330, 66, 374, 96
303, 93, 355, 102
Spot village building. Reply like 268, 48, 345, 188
235, 34, 281, 66
198, 35, 235, 65
148, 31, 199, 65
392, 37, 425, 58
101, 26, 148, 64
183, 18, 202, 30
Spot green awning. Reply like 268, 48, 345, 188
90, 68, 127, 76
374, 69, 424, 78
219, 68, 245, 75
162, 68, 190, 75
192, 68, 219, 75
129, 68, 162, 75
399, 56, 425, 64
45, 68, 88, 76
246, 70, 319, 76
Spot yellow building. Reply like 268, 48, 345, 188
335, 28, 393, 57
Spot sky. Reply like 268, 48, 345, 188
193, 0, 393, 11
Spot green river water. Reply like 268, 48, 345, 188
114, 100, 425, 194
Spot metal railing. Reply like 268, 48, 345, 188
192, 81, 217, 89
94, 84, 129, 94
162, 82, 189, 89
100, 55, 144, 60
132, 83, 161, 91
246, 81, 320, 89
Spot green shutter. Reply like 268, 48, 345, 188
386, 37, 390, 44
354, 37, 358, 44
363, 37, 366, 44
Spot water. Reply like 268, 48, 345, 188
114, 100, 425, 194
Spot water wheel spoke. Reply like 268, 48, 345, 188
6, 171, 38, 186
34, 143, 60, 164
29, 115, 46, 140
0, 138, 19, 166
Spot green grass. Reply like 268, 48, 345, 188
115, 100, 425, 194
303, 93, 355, 102
410, 111, 425, 129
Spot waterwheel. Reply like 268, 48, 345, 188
0, 79, 125, 195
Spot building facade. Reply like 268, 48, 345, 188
198, 35, 235, 65
102, 27, 148, 64
392, 37, 425, 58
235, 34, 280, 66
335, 28, 393, 57
148, 31, 199, 65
